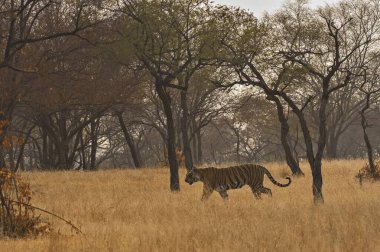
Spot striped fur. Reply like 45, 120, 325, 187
185, 164, 291, 200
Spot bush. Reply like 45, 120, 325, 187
0, 168, 50, 238
356, 161, 380, 185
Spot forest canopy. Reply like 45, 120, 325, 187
1, 0, 380, 200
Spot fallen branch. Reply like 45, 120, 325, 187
11, 200, 83, 235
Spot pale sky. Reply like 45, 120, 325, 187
213, 0, 342, 16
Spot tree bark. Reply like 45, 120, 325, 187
242, 65, 303, 175
270, 95, 304, 176
360, 93, 376, 175
48, 135, 54, 170
275, 90, 324, 203
155, 81, 180, 191
226, 122, 241, 163
14, 125, 35, 172
56, 140, 69, 170
57, 111, 69, 169
326, 132, 339, 159
311, 80, 330, 204
41, 128, 48, 169
196, 130, 202, 164
117, 112, 142, 168
312, 160, 324, 203
180, 91, 194, 171
0, 112, 10, 168
191, 126, 198, 163
89, 118, 99, 170
80, 129, 87, 170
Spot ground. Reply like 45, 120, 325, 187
1, 159, 380, 251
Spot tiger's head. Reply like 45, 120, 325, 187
185, 167, 202, 185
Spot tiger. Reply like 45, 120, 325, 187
185, 164, 291, 200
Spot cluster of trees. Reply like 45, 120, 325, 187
1, 0, 380, 201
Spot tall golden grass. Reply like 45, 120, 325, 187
2, 159, 380, 252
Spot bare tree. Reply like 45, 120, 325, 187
118, 0, 214, 191
0, 0, 105, 167
211, 5, 304, 175
358, 65, 380, 176
274, 0, 380, 202
212, 0, 380, 202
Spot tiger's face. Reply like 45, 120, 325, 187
185, 169, 202, 185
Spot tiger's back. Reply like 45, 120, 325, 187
202, 164, 267, 189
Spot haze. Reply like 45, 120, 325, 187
214, 0, 342, 16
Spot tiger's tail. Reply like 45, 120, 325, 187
263, 168, 291, 187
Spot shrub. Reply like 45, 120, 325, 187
356, 161, 380, 185
0, 168, 50, 238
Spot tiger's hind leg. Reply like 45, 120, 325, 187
260, 187, 272, 197
250, 185, 262, 199
218, 190, 229, 200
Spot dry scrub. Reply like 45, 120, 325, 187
0, 169, 50, 237
356, 161, 380, 184
1, 159, 380, 251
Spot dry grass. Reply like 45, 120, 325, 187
1, 159, 380, 252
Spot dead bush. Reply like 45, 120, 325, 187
0, 168, 51, 238
356, 161, 380, 185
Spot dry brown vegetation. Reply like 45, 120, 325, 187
1, 159, 380, 251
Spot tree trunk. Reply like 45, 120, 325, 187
227, 123, 241, 163
271, 96, 304, 176
276, 91, 324, 203
360, 94, 376, 175
80, 129, 87, 169
89, 118, 99, 170
190, 117, 199, 164
210, 144, 217, 164
312, 160, 324, 203
14, 125, 35, 172
196, 130, 202, 164
311, 81, 330, 204
252, 75, 303, 175
0, 146, 5, 168
57, 111, 69, 169
325, 131, 339, 159
56, 141, 69, 169
191, 128, 198, 163
41, 128, 48, 169
117, 112, 142, 168
180, 91, 193, 171
48, 135, 54, 170
0, 113, 9, 168
155, 82, 180, 191
236, 131, 240, 163
176, 113, 182, 150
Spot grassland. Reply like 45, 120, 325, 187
1, 159, 380, 252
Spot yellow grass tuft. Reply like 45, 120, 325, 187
1, 159, 380, 251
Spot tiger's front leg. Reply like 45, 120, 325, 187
218, 190, 229, 200
201, 185, 213, 201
